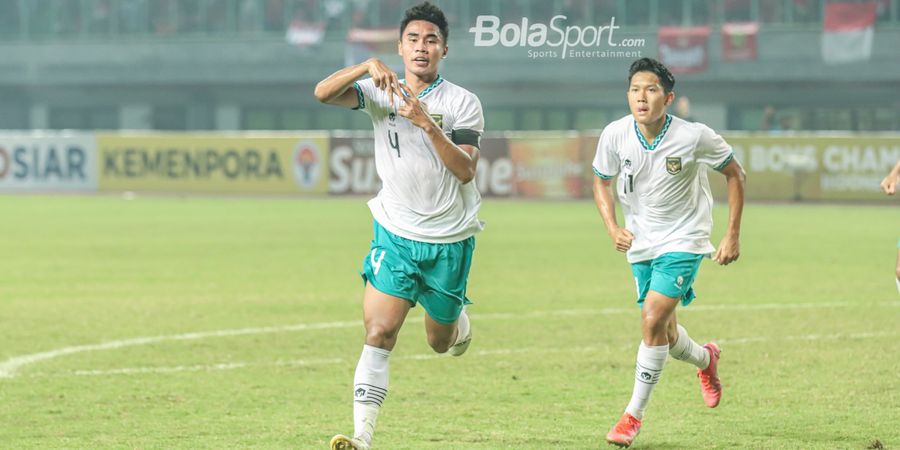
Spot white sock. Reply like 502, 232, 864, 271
353, 345, 390, 444
668, 324, 711, 369
625, 342, 668, 420
895, 276, 899, 295
453, 309, 470, 346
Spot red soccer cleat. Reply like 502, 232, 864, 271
698, 343, 722, 408
606, 412, 642, 448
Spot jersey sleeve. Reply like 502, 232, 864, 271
352, 78, 380, 113
695, 124, 735, 171
450, 93, 484, 148
592, 126, 620, 180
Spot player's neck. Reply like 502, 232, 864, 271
635, 114, 668, 143
403, 71, 439, 96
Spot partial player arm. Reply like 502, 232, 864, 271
592, 175, 633, 252
713, 159, 746, 265
313, 58, 402, 108
396, 83, 478, 184
880, 159, 900, 195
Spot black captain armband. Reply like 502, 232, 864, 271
451, 129, 482, 148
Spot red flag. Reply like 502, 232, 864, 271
345, 28, 400, 66
722, 22, 759, 61
822, 2, 877, 64
657, 27, 711, 74
285, 21, 325, 48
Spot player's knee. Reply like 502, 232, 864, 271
895, 265, 900, 279
641, 313, 668, 336
426, 333, 452, 354
641, 310, 665, 327
365, 323, 399, 348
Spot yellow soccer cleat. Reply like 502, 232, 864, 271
330, 434, 370, 450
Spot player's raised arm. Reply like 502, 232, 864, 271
713, 159, 746, 265
592, 175, 633, 253
314, 58, 402, 109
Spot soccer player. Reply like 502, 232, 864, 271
313, 3, 484, 450
591, 58, 746, 448
879, 159, 900, 294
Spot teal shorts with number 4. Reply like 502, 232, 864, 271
631, 252, 705, 307
361, 221, 474, 324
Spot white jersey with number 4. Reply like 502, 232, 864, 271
592, 114, 736, 263
354, 75, 484, 243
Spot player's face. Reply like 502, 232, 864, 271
627, 71, 674, 125
398, 20, 447, 79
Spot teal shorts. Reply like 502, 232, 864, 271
631, 252, 704, 307
361, 221, 474, 324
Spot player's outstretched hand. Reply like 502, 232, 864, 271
714, 235, 740, 265
365, 58, 401, 107
611, 228, 634, 253
396, 83, 433, 129
880, 173, 898, 195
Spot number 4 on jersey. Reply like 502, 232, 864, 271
388, 131, 400, 157
370, 249, 386, 275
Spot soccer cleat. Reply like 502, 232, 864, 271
606, 412, 642, 448
698, 343, 722, 408
330, 434, 370, 450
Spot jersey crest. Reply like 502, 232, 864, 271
666, 156, 682, 175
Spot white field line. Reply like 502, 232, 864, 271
1, 301, 897, 379
0, 320, 359, 379
59, 329, 900, 378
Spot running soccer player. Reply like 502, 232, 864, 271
592, 58, 746, 448
879, 159, 900, 294
313, 3, 484, 450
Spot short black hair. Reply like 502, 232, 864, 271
400, 2, 449, 42
628, 58, 675, 94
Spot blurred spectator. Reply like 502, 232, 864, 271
658, 0, 681, 26
240, 0, 262, 32
377, 0, 403, 27
152, 0, 179, 35
0, 0, 21, 38
51, 1, 82, 35
89, 0, 113, 35
119, 0, 147, 34
761, 105, 794, 132
792, 0, 818, 23
265, 0, 285, 32
675, 96, 696, 122
761, 0, 784, 23
205, 0, 229, 33
723, 0, 751, 21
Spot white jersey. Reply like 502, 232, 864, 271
354, 75, 484, 243
592, 114, 735, 263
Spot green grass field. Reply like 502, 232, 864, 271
0, 195, 898, 449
